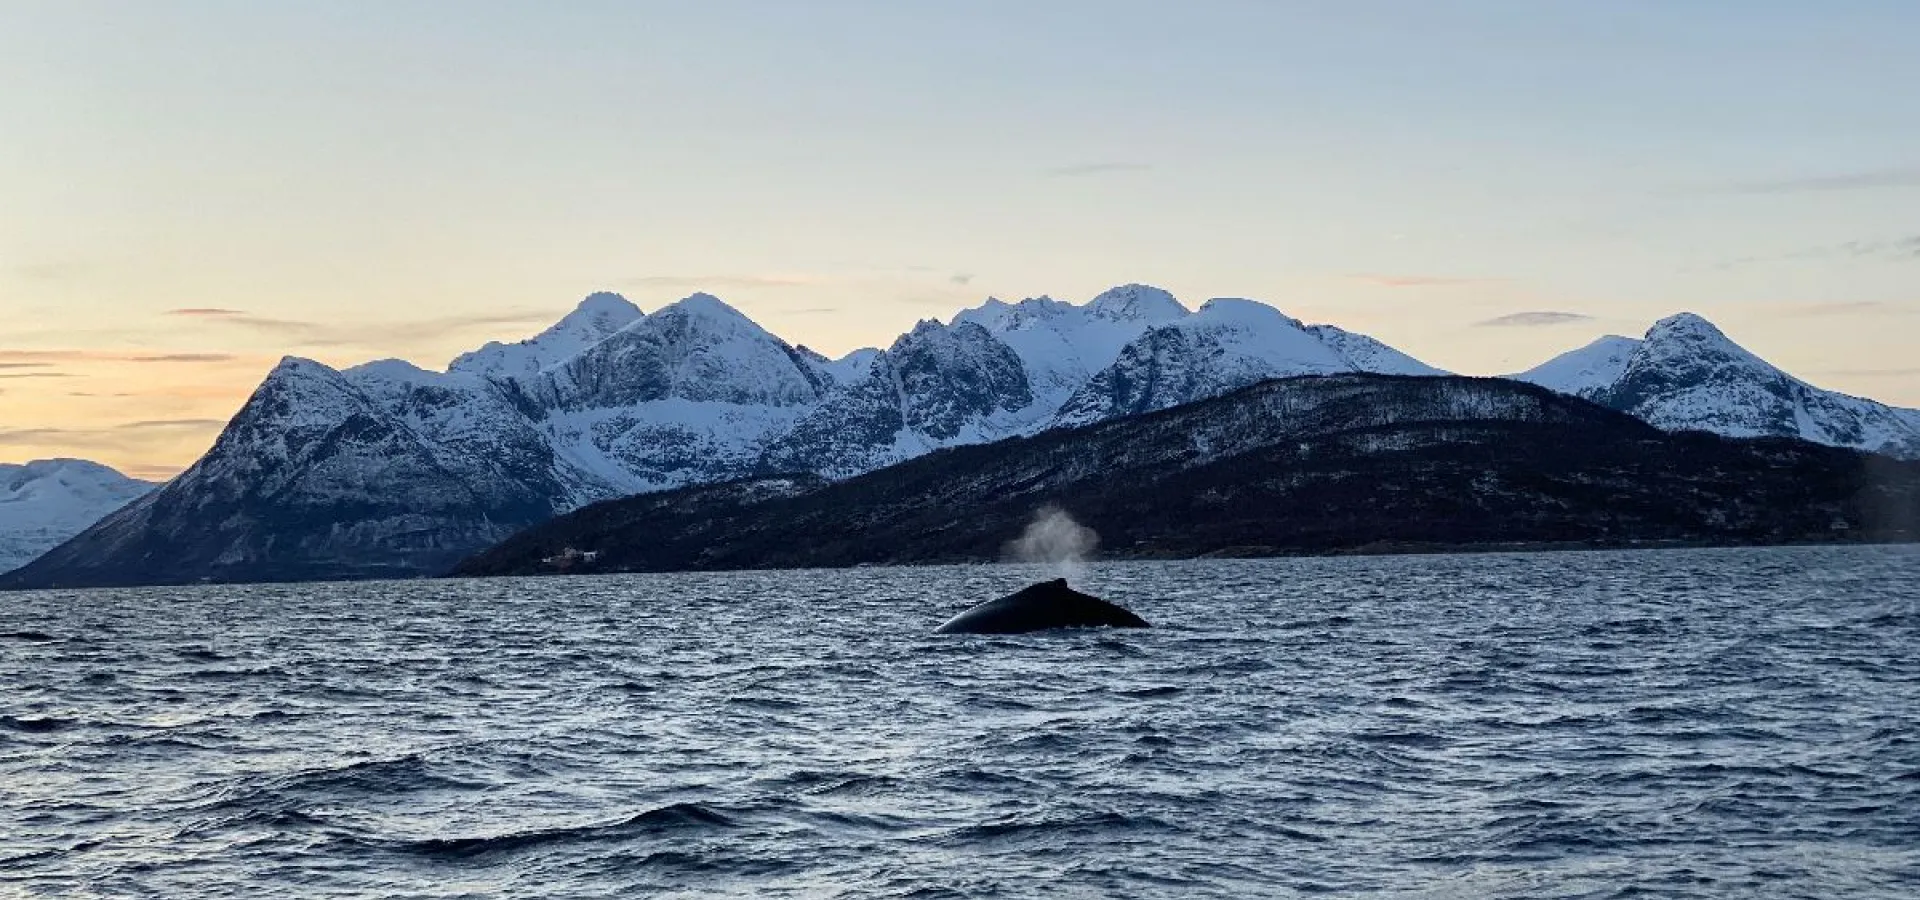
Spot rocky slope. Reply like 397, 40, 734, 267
453, 374, 1920, 576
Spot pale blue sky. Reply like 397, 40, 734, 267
2, 1, 1917, 474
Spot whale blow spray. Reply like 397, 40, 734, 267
1005, 505, 1099, 579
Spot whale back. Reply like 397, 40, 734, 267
935, 579, 1150, 634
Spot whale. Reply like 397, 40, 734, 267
934, 578, 1150, 634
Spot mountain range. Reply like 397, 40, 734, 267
452, 374, 1920, 576
5, 284, 1917, 587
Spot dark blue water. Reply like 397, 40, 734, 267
3, 547, 1917, 898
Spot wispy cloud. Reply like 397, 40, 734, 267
158, 308, 558, 347
1351, 274, 1493, 288
1773, 300, 1913, 317
1808, 366, 1920, 378
0, 349, 240, 364
8, 261, 93, 282
0, 362, 56, 370
1476, 311, 1595, 327
949, 273, 975, 286
1044, 162, 1152, 178
1716, 235, 1920, 269
137, 353, 237, 363
625, 274, 824, 290
1722, 166, 1920, 195
122, 418, 227, 430
0, 427, 81, 442
0, 372, 75, 379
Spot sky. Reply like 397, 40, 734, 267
3, 0, 1917, 479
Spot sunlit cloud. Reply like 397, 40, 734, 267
1476, 311, 1595, 327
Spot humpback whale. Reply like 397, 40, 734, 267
935, 579, 1150, 634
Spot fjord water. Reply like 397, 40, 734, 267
4, 548, 1917, 898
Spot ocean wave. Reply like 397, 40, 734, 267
390, 802, 737, 858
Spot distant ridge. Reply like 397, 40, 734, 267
9, 286, 1919, 588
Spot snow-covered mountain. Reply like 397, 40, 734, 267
1516, 314, 1920, 458
1055, 298, 1446, 427
0, 459, 154, 574
6, 284, 1448, 585
19, 287, 1917, 588
449, 291, 642, 379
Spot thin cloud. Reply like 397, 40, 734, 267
0, 349, 240, 364
1809, 367, 1920, 378
1352, 275, 1493, 288
1476, 311, 1595, 327
949, 273, 975, 286
121, 418, 227, 430
1717, 235, 1920, 269
0, 362, 55, 370
158, 307, 558, 346
1045, 162, 1152, 178
625, 274, 824, 290
124, 463, 184, 481
0, 427, 81, 442
0, 372, 75, 379
1723, 166, 1920, 195
9, 261, 92, 282
135, 353, 237, 363
1774, 300, 1911, 317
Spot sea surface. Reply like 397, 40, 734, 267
3, 547, 1917, 898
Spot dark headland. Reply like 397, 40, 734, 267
449, 375, 1920, 579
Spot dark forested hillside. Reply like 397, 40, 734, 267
452, 375, 1920, 577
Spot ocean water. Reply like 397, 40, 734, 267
3, 547, 1917, 899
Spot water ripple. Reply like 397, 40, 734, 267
1, 546, 1917, 897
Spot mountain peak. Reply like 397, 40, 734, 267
1647, 312, 1729, 342
1638, 312, 1769, 370
576, 290, 637, 316
1087, 284, 1186, 322
449, 292, 643, 377
657, 292, 760, 327
265, 355, 339, 381
1193, 297, 1304, 330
